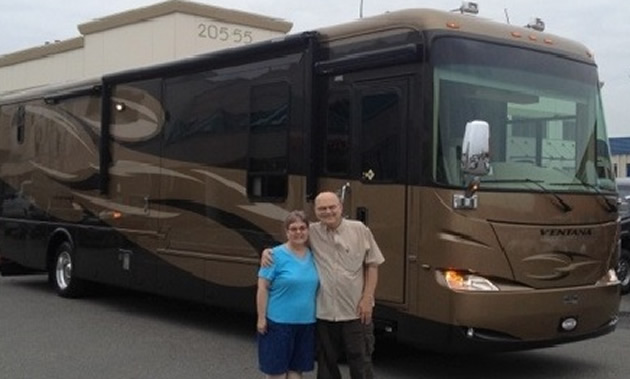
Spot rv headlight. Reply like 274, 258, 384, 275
441, 270, 499, 291
596, 268, 619, 285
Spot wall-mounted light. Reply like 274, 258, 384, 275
115, 102, 126, 112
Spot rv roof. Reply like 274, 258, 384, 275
317, 8, 593, 63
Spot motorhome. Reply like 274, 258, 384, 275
0, 4, 621, 352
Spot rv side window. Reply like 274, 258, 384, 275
360, 88, 401, 182
325, 92, 351, 175
163, 72, 248, 169
13, 105, 25, 144
247, 81, 290, 200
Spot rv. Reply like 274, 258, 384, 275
0, 6, 621, 353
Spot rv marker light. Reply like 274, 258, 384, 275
609, 316, 619, 326
560, 317, 578, 332
466, 327, 475, 338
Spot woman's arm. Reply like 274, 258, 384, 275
256, 278, 270, 334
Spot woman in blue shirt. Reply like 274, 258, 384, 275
256, 210, 319, 379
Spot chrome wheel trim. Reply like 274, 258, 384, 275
619, 260, 629, 287
55, 251, 72, 290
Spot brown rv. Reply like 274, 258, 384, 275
0, 7, 621, 353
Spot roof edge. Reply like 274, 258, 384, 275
78, 0, 292, 35
0, 37, 84, 68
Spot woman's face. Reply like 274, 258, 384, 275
286, 221, 308, 245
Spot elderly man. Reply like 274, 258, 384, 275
263, 191, 385, 379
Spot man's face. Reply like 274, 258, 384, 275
315, 193, 342, 229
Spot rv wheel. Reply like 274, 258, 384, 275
50, 242, 84, 298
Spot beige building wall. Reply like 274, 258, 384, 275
613, 155, 630, 178
0, 0, 292, 93
82, 12, 285, 78
0, 39, 85, 92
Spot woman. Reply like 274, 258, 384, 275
256, 210, 319, 379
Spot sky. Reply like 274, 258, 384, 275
0, 0, 628, 136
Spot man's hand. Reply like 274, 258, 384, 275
260, 248, 274, 267
358, 265, 378, 324
357, 295, 374, 324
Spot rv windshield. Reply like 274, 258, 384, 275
432, 37, 614, 193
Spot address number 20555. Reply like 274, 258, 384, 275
197, 23, 254, 44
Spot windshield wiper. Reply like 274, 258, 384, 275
549, 181, 617, 213
481, 178, 572, 212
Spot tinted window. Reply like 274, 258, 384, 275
360, 89, 401, 182
247, 82, 290, 200
164, 71, 249, 168
617, 179, 630, 217
325, 93, 351, 175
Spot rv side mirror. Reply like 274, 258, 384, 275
461, 120, 490, 176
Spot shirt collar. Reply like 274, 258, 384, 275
317, 218, 345, 233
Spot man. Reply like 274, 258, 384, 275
262, 191, 385, 379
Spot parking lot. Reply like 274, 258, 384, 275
1, 276, 629, 379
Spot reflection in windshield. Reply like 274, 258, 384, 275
432, 38, 615, 193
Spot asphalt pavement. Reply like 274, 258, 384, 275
620, 293, 630, 315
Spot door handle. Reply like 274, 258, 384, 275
340, 182, 351, 203
356, 207, 368, 224
144, 196, 149, 214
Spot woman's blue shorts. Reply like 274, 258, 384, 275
258, 319, 315, 375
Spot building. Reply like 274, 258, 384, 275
0, 0, 292, 94
610, 137, 630, 178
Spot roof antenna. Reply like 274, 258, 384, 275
504, 8, 511, 24
359, 0, 364, 18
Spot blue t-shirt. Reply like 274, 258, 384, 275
258, 244, 319, 324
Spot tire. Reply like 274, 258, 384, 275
617, 249, 630, 295
49, 242, 85, 298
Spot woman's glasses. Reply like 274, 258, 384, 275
288, 225, 307, 233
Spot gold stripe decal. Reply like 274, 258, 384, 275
72, 192, 180, 219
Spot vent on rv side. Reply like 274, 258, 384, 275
12, 105, 25, 144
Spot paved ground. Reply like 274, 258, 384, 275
620, 293, 629, 314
